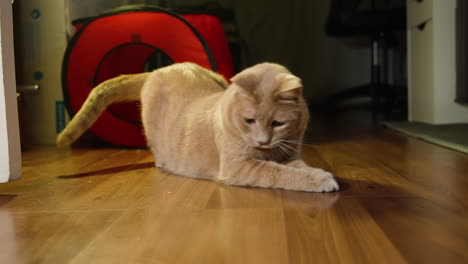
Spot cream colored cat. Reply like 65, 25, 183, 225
57, 62, 339, 192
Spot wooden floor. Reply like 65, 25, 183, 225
1, 111, 468, 263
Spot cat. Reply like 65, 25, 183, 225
57, 62, 339, 192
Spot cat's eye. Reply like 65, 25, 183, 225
271, 120, 285, 127
244, 118, 256, 124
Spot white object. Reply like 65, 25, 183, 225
0, 0, 21, 182
407, 0, 468, 124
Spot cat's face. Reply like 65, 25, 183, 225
228, 63, 307, 151
233, 95, 303, 150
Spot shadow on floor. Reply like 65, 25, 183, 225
57, 162, 155, 179
0, 195, 17, 206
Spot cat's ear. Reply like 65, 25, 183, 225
275, 73, 303, 102
230, 71, 258, 93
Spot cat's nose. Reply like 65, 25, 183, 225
257, 140, 270, 146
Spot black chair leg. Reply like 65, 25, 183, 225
370, 37, 381, 121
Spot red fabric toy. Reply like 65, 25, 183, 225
63, 6, 234, 147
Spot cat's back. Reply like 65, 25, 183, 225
144, 62, 227, 100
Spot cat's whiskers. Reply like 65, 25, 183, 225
278, 142, 299, 158
279, 139, 301, 144
283, 140, 314, 147
279, 139, 317, 148
278, 144, 295, 157
278, 141, 299, 152
277, 144, 290, 156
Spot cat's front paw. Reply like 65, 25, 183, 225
303, 169, 339, 192
317, 176, 339, 192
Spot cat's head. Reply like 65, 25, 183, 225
226, 63, 309, 153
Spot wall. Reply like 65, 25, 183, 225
408, 0, 468, 124
433, 0, 468, 123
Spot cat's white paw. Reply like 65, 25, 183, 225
317, 176, 339, 192
303, 169, 339, 192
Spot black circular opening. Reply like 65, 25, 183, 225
93, 43, 174, 124
144, 48, 174, 72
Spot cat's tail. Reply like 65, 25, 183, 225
57, 72, 150, 147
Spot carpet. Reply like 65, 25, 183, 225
383, 121, 468, 154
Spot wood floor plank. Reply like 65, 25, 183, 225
281, 191, 340, 210
207, 185, 283, 209
21, 146, 70, 166
349, 133, 468, 207
284, 197, 407, 264
308, 142, 428, 198
135, 175, 219, 212
316, 131, 468, 215
69, 208, 289, 264
0, 148, 122, 193
0, 210, 121, 264
2, 149, 156, 211
360, 197, 468, 264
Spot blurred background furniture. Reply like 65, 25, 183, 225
325, 0, 406, 119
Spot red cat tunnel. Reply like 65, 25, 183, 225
62, 5, 234, 147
